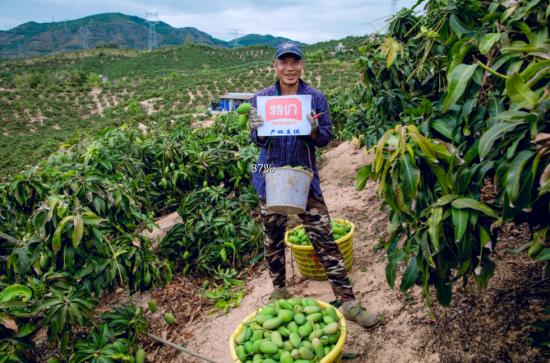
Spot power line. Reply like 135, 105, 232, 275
361, 0, 398, 35
361, 15, 388, 33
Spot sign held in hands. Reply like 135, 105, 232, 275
257, 95, 312, 137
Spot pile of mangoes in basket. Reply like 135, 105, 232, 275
234, 298, 343, 362
287, 220, 351, 246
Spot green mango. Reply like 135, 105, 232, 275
237, 103, 252, 114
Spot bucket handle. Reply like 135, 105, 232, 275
266, 138, 313, 171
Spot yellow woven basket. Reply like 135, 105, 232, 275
229, 299, 347, 363
284, 218, 354, 280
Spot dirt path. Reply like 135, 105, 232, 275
175, 142, 436, 363
132, 142, 545, 362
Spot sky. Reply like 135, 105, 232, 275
0, 0, 419, 44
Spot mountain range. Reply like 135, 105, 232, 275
0, 13, 301, 58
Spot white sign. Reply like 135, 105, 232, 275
257, 95, 312, 137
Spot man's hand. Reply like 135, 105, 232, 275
307, 110, 319, 135
249, 107, 264, 131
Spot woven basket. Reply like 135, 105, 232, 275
284, 218, 354, 280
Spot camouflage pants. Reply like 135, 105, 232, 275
259, 192, 355, 302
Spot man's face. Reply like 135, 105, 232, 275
274, 54, 304, 87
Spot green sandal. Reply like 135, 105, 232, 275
342, 302, 379, 329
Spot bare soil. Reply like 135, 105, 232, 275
140, 97, 163, 115
191, 119, 216, 129
90, 87, 104, 115
425, 222, 548, 363
107, 142, 546, 363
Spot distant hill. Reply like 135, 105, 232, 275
227, 34, 304, 48
0, 13, 299, 59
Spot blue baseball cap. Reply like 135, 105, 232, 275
274, 41, 303, 59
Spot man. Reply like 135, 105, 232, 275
247, 41, 378, 328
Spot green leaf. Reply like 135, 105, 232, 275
492, 110, 537, 123
399, 154, 420, 200
427, 162, 453, 193
72, 215, 84, 248
448, 41, 475, 73
52, 216, 74, 253
451, 207, 469, 243
520, 60, 550, 87
506, 131, 528, 159
478, 122, 523, 160
385, 248, 404, 290
399, 256, 419, 292
492, 53, 515, 72
506, 73, 538, 109
451, 198, 498, 219
406, 125, 437, 162
219, 247, 227, 263
386, 257, 397, 289
374, 128, 393, 174
428, 207, 443, 252
449, 15, 473, 38
0, 284, 32, 304
479, 33, 501, 55
16, 323, 35, 337
81, 212, 103, 226
418, 233, 436, 268
505, 150, 535, 205
442, 64, 479, 111
433, 194, 459, 207
64, 245, 75, 272
430, 141, 454, 163
431, 116, 457, 141
479, 225, 492, 248
355, 165, 371, 191
393, 182, 412, 215
535, 248, 550, 261
474, 258, 496, 289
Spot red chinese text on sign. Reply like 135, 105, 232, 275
265, 97, 302, 124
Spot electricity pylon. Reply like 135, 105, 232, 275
145, 11, 159, 50
229, 29, 243, 39
79, 27, 90, 49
